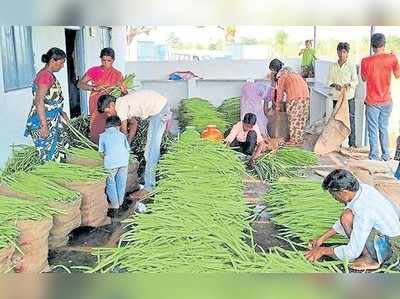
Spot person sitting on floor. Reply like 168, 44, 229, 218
98, 115, 130, 218
305, 169, 400, 271
224, 113, 263, 156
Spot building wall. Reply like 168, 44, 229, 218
0, 26, 127, 168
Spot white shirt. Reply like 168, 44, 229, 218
333, 183, 400, 261
327, 61, 359, 100
116, 90, 167, 121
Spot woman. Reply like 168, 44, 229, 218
24, 47, 69, 161
269, 59, 310, 145
78, 47, 126, 144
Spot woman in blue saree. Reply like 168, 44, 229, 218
24, 48, 69, 161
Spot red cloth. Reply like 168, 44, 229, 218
35, 69, 54, 88
86, 66, 123, 144
361, 53, 400, 105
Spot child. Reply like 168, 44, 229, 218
224, 113, 263, 156
299, 40, 317, 78
99, 115, 130, 217
395, 135, 400, 180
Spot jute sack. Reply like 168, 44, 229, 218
63, 181, 109, 227
375, 180, 400, 208
314, 90, 350, 155
65, 154, 102, 167
48, 199, 82, 249
12, 218, 53, 273
0, 246, 15, 273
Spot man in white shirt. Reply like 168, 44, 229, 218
327, 42, 359, 148
305, 169, 400, 271
97, 90, 170, 199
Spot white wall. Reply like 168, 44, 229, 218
128, 58, 302, 81
0, 26, 69, 168
0, 26, 127, 168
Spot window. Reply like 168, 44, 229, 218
0, 26, 35, 92
126, 26, 314, 61
100, 27, 112, 49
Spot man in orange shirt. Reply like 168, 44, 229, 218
361, 33, 400, 161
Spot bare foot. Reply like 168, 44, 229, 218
349, 256, 381, 271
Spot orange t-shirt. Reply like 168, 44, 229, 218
361, 53, 400, 105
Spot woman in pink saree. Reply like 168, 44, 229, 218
78, 48, 126, 143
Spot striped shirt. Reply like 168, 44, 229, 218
333, 183, 400, 261
276, 72, 309, 102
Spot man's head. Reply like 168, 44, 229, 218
97, 94, 117, 116
105, 115, 122, 129
305, 40, 312, 48
337, 42, 350, 62
371, 33, 386, 52
242, 113, 257, 132
322, 169, 360, 204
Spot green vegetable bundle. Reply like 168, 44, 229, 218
253, 147, 318, 182
265, 177, 346, 245
0, 222, 19, 251
233, 247, 342, 273
31, 161, 107, 183
89, 128, 251, 273
1, 145, 42, 177
88, 129, 341, 273
64, 115, 91, 148
0, 195, 61, 222
2, 173, 81, 203
178, 98, 228, 133
66, 147, 102, 162
217, 96, 240, 127
107, 73, 136, 98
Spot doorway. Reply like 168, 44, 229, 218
65, 28, 87, 118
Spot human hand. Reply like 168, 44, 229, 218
304, 247, 325, 262
308, 238, 323, 249
343, 83, 351, 89
39, 124, 49, 138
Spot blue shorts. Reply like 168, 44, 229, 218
366, 230, 393, 264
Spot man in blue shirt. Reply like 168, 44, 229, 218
99, 115, 130, 217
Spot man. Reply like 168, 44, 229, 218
361, 33, 400, 161
97, 90, 170, 199
299, 40, 317, 78
224, 113, 263, 156
305, 169, 400, 271
327, 42, 359, 148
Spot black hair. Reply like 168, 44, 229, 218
97, 94, 116, 113
269, 58, 284, 73
337, 42, 350, 52
105, 115, 122, 128
371, 33, 386, 49
322, 169, 360, 193
100, 47, 115, 59
41, 47, 66, 64
243, 113, 257, 126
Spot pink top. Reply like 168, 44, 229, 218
86, 66, 106, 82
35, 69, 54, 88
225, 121, 263, 145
